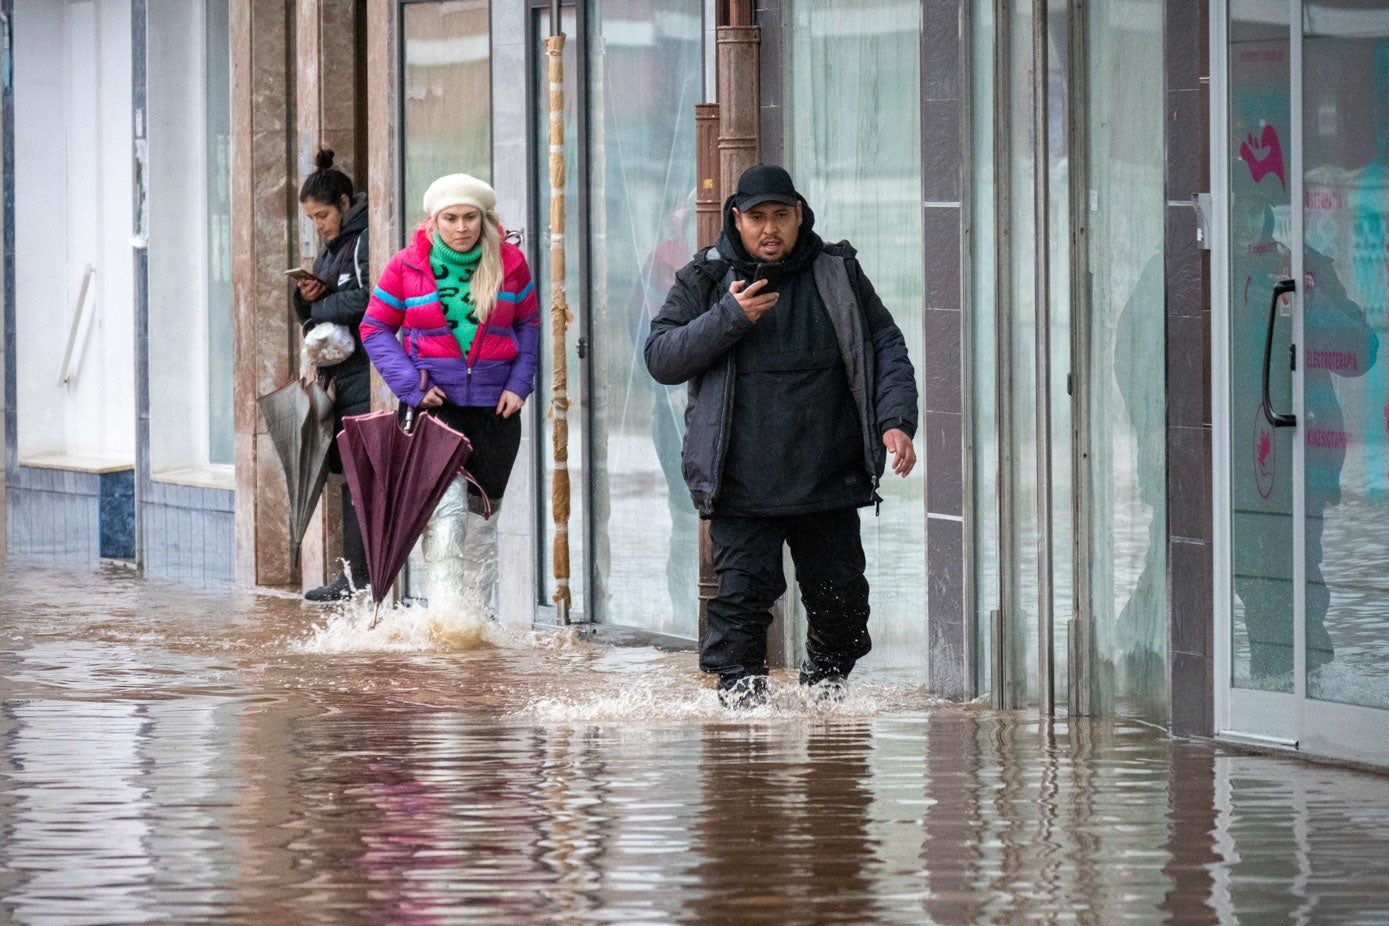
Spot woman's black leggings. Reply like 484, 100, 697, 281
405, 402, 523, 506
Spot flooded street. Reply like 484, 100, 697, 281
1, 563, 1387, 924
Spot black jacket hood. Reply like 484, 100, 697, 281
330, 192, 370, 249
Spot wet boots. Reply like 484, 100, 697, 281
305, 484, 366, 602
717, 674, 770, 710
422, 476, 499, 620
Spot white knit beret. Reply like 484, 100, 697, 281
422, 173, 497, 218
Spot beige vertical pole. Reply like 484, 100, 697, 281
547, 31, 573, 621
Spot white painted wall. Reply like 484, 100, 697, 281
14, 0, 134, 464
146, 0, 211, 475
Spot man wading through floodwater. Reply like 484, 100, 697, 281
645, 165, 918, 709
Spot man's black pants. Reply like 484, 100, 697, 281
703, 506, 872, 684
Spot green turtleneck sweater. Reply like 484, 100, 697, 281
431, 233, 482, 356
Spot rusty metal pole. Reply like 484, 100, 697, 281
710, 10, 768, 659
695, 104, 722, 248
716, 25, 759, 209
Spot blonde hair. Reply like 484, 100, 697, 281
471, 211, 504, 323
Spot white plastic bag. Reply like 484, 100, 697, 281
304, 322, 356, 366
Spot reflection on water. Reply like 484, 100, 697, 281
3, 563, 1389, 924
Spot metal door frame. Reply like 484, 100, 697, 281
526, 0, 592, 627
989, 0, 1072, 714
1212, 0, 1303, 752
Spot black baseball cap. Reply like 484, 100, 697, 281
733, 164, 799, 211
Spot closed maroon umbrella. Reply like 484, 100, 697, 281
337, 409, 473, 627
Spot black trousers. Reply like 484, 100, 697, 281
703, 506, 872, 682
327, 381, 371, 583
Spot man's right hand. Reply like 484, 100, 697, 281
418, 386, 447, 408
297, 278, 327, 302
729, 278, 778, 322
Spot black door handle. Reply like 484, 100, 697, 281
1262, 278, 1297, 428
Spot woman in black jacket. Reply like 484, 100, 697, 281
294, 149, 371, 601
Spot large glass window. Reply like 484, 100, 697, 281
402, 1, 492, 226
972, 1, 1073, 707
586, 0, 703, 637
205, 0, 233, 466
970, 2, 999, 696
1085, 0, 1168, 715
787, 0, 926, 669
1228, 5, 1293, 694
146, 0, 232, 477
1300, 3, 1389, 711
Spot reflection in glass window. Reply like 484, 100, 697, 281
587, 0, 703, 637
788, 0, 926, 669
206, 0, 232, 465
146, 0, 232, 474
403, 1, 491, 225
1088, 0, 1166, 715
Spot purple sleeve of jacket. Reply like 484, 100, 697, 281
360, 256, 427, 408
503, 260, 542, 400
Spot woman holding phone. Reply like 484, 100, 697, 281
294, 149, 371, 601
361, 174, 540, 618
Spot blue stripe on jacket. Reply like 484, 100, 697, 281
372, 286, 405, 310
496, 280, 535, 304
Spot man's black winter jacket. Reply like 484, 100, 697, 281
644, 197, 918, 517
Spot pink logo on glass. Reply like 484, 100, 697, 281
1240, 124, 1287, 189
1254, 405, 1276, 500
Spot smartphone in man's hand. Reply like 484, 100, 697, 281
285, 267, 327, 285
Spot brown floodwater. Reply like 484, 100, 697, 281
2, 561, 1389, 925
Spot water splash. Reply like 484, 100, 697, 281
513, 672, 930, 724
291, 594, 498, 654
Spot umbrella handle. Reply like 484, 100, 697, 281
402, 370, 432, 435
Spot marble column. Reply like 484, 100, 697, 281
366, 0, 395, 406
231, 0, 296, 587
296, 0, 362, 591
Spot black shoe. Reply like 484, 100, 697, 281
799, 659, 847, 701
305, 573, 354, 602
718, 675, 770, 710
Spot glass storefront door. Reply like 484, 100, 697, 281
1221, 0, 1389, 764
532, 0, 702, 638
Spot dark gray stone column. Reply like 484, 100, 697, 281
922, 0, 967, 700
1164, 0, 1214, 736
2, 0, 15, 557
754, 0, 781, 165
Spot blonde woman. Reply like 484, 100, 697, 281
361, 174, 540, 617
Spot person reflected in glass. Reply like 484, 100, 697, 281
623, 196, 699, 628
294, 149, 371, 602
1112, 253, 1169, 707
1234, 199, 1376, 679
361, 175, 540, 618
